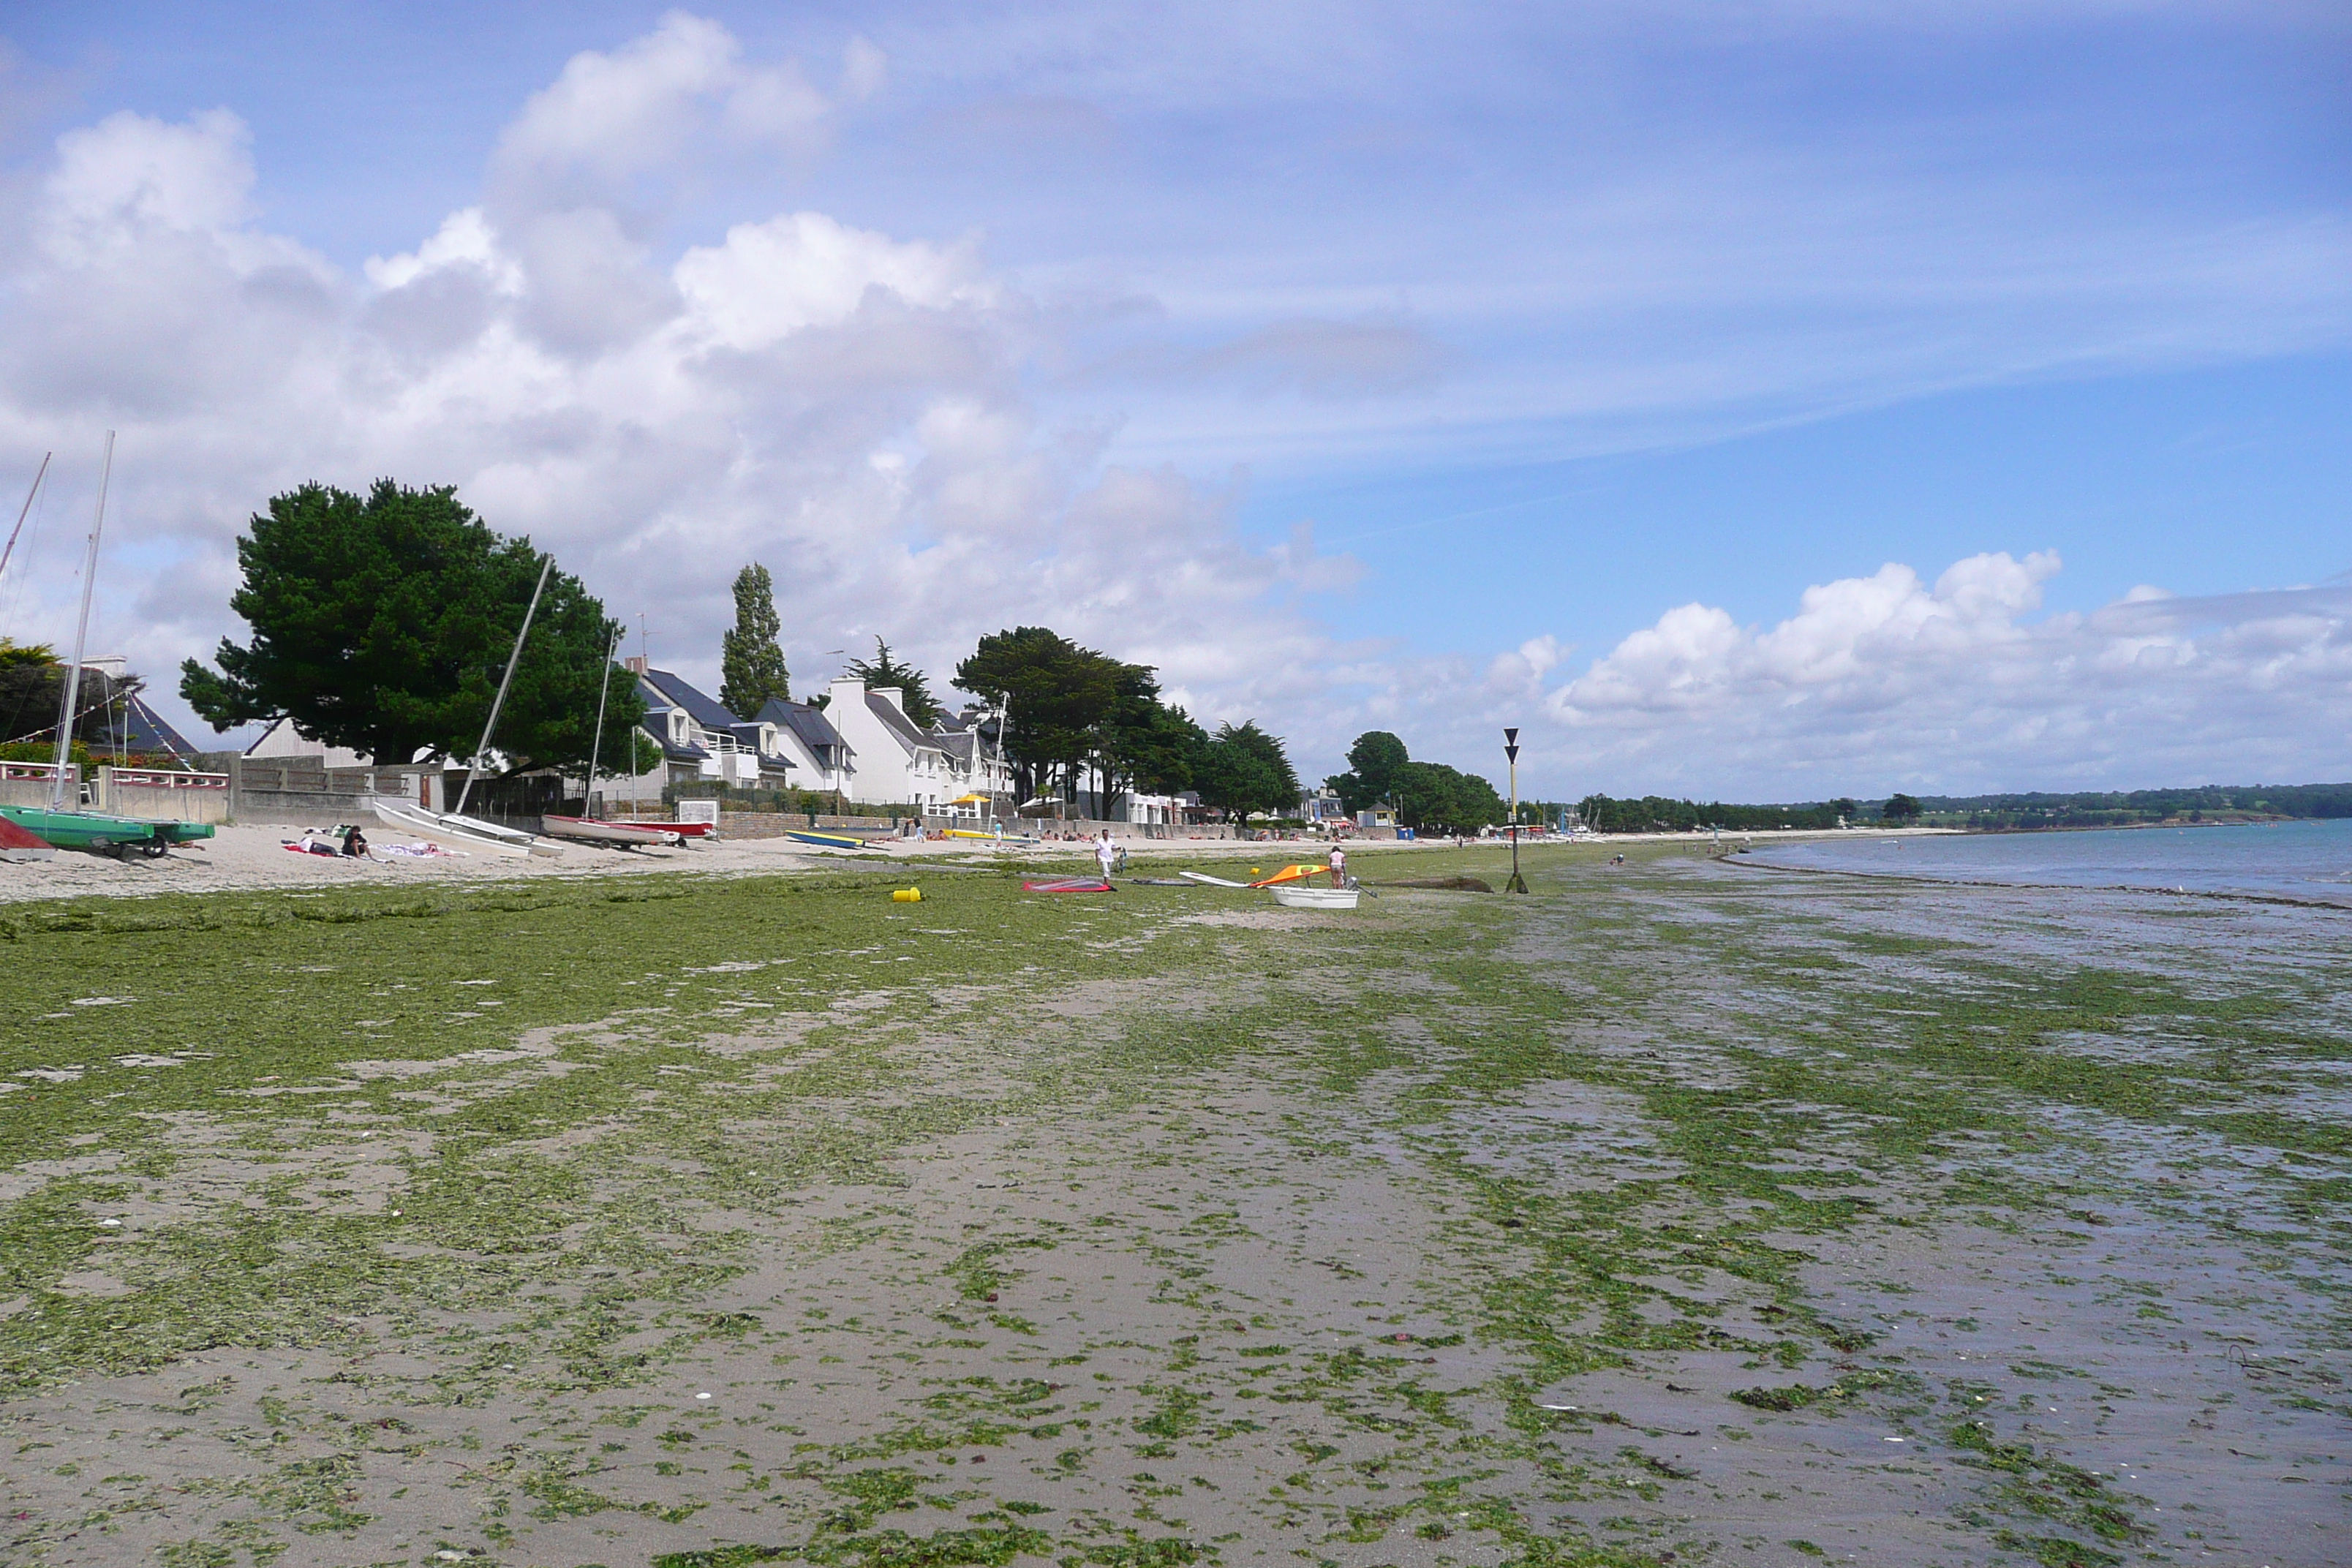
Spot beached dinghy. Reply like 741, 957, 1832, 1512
372, 798, 563, 859
1269, 884, 1360, 911
785, 829, 881, 851
0, 812, 58, 862
540, 815, 684, 848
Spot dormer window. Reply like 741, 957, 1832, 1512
669, 712, 687, 745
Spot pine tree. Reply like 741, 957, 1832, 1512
719, 563, 791, 717
846, 637, 943, 727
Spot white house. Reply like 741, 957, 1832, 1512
755, 697, 854, 797
928, 706, 1014, 815
825, 678, 951, 812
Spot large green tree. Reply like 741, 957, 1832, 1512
1194, 720, 1300, 820
1393, 760, 1506, 832
845, 637, 943, 728
954, 626, 1124, 804
718, 563, 791, 715
179, 480, 638, 772
1325, 729, 1411, 813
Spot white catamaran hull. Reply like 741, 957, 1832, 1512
372, 799, 565, 859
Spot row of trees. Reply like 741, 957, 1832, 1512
1325, 731, 1507, 834
1575, 794, 1859, 834
175, 483, 1305, 816
951, 626, 1298, 819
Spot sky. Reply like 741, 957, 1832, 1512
0, 1, 2345, 799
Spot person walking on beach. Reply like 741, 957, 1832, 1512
1095, 829, 1119, 885
1328, 843, 1347, 888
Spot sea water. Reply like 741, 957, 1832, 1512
1745, 817, 2352, 905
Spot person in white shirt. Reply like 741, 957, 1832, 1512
1328, 843, 1347, 888
1096, 829, 1119, 883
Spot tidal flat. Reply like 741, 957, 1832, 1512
1, 844, 2344, 1568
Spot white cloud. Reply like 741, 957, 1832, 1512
0, 20, 1352, 763
1529, 555, 2352, 795
0, 10, 2343, 802
491, 12, 829, 193
674, 213, 987, 351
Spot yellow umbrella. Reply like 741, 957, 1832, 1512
948, 793, 990, 805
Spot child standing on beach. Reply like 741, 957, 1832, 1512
1328, 843, 1347, 888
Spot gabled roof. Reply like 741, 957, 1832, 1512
756, 698, 848, 758
118, 696, 197, 758
641, 668, 740, 732
935, 729, 978, 765
865, 691, 943, 756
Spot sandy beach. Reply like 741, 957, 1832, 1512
0, 821, 1948, 905
4, 839, 2342, 1567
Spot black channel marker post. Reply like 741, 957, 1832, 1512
1504, 728, 1528, 894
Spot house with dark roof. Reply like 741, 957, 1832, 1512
928, 706, 1013, 814
823, 676, 952, 812
755, 697, 853, 795
630, 661, 799, 790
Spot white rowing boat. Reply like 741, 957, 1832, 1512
372, 798, 565, 859
540, 815, 684, 848
1270, 884, 1360, 911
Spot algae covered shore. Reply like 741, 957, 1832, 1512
1, 843, 2344, 1568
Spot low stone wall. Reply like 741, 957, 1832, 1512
929, 816, 1239, 841
1, 763, 78, 808
219, 759, 427, 829
91, 767, 231, 824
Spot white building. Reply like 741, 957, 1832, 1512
928, 706, 1014, 816
825, 679, 952, 812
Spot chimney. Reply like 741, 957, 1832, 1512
871, 687, 905, 713
624, 655, 647, 676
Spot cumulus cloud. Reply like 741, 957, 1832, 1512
0, 18, 1360, 761
0, 10, 2342, 800
1531, 554, 2352, 795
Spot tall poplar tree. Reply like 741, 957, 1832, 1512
719, 563, 791, 717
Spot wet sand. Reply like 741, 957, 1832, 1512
0, 845, 2342, 1566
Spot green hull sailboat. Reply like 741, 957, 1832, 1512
0, 803, 213, 858
7, 433, 214, 862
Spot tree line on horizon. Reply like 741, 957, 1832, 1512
1324, 731, 1508, 834
172, 480, 1305, 820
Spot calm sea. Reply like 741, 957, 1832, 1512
1744, 818, 2352, 905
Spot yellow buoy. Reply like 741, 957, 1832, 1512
892, 887, 922, 902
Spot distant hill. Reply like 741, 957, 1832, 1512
1909, 783, 2352, 830
1574, 783, 2352, 834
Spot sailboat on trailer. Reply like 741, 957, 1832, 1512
0, 433, 216, 861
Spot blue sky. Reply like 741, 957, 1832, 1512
1, 3, 2346, 796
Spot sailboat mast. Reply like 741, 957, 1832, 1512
586, 625, 622, 815
50, 432, 113, 810
0, 451, 53, 591
453, 554, 554, 818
